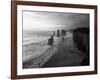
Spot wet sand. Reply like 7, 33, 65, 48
42, 35, 87, 67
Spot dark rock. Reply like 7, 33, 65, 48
73, 27, 89, 53
48, 36, 54, 46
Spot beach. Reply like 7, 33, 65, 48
43, 34, 87, 67
23, 33, 87, 68
22, 34, 60, 68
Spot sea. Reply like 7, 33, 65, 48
22, 31, 58, 64
22, 31, 53, 46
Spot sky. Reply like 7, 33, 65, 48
23, 11, 89, 31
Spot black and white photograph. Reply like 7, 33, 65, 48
11, 1, 97, 79
22, 11, 90, 69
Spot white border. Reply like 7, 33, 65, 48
17, 5, 95, 75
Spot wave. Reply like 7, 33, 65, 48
23, 36, 49, 46
22, 37, 60, 64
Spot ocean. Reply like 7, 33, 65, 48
22, 31, 57, 64
22, 31, 53, 46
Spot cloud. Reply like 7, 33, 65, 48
23, 11, 89, 31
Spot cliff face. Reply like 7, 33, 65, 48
73, 28, 89, 65
73, 27, 89, 53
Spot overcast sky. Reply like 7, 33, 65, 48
23, 11, 89, 31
